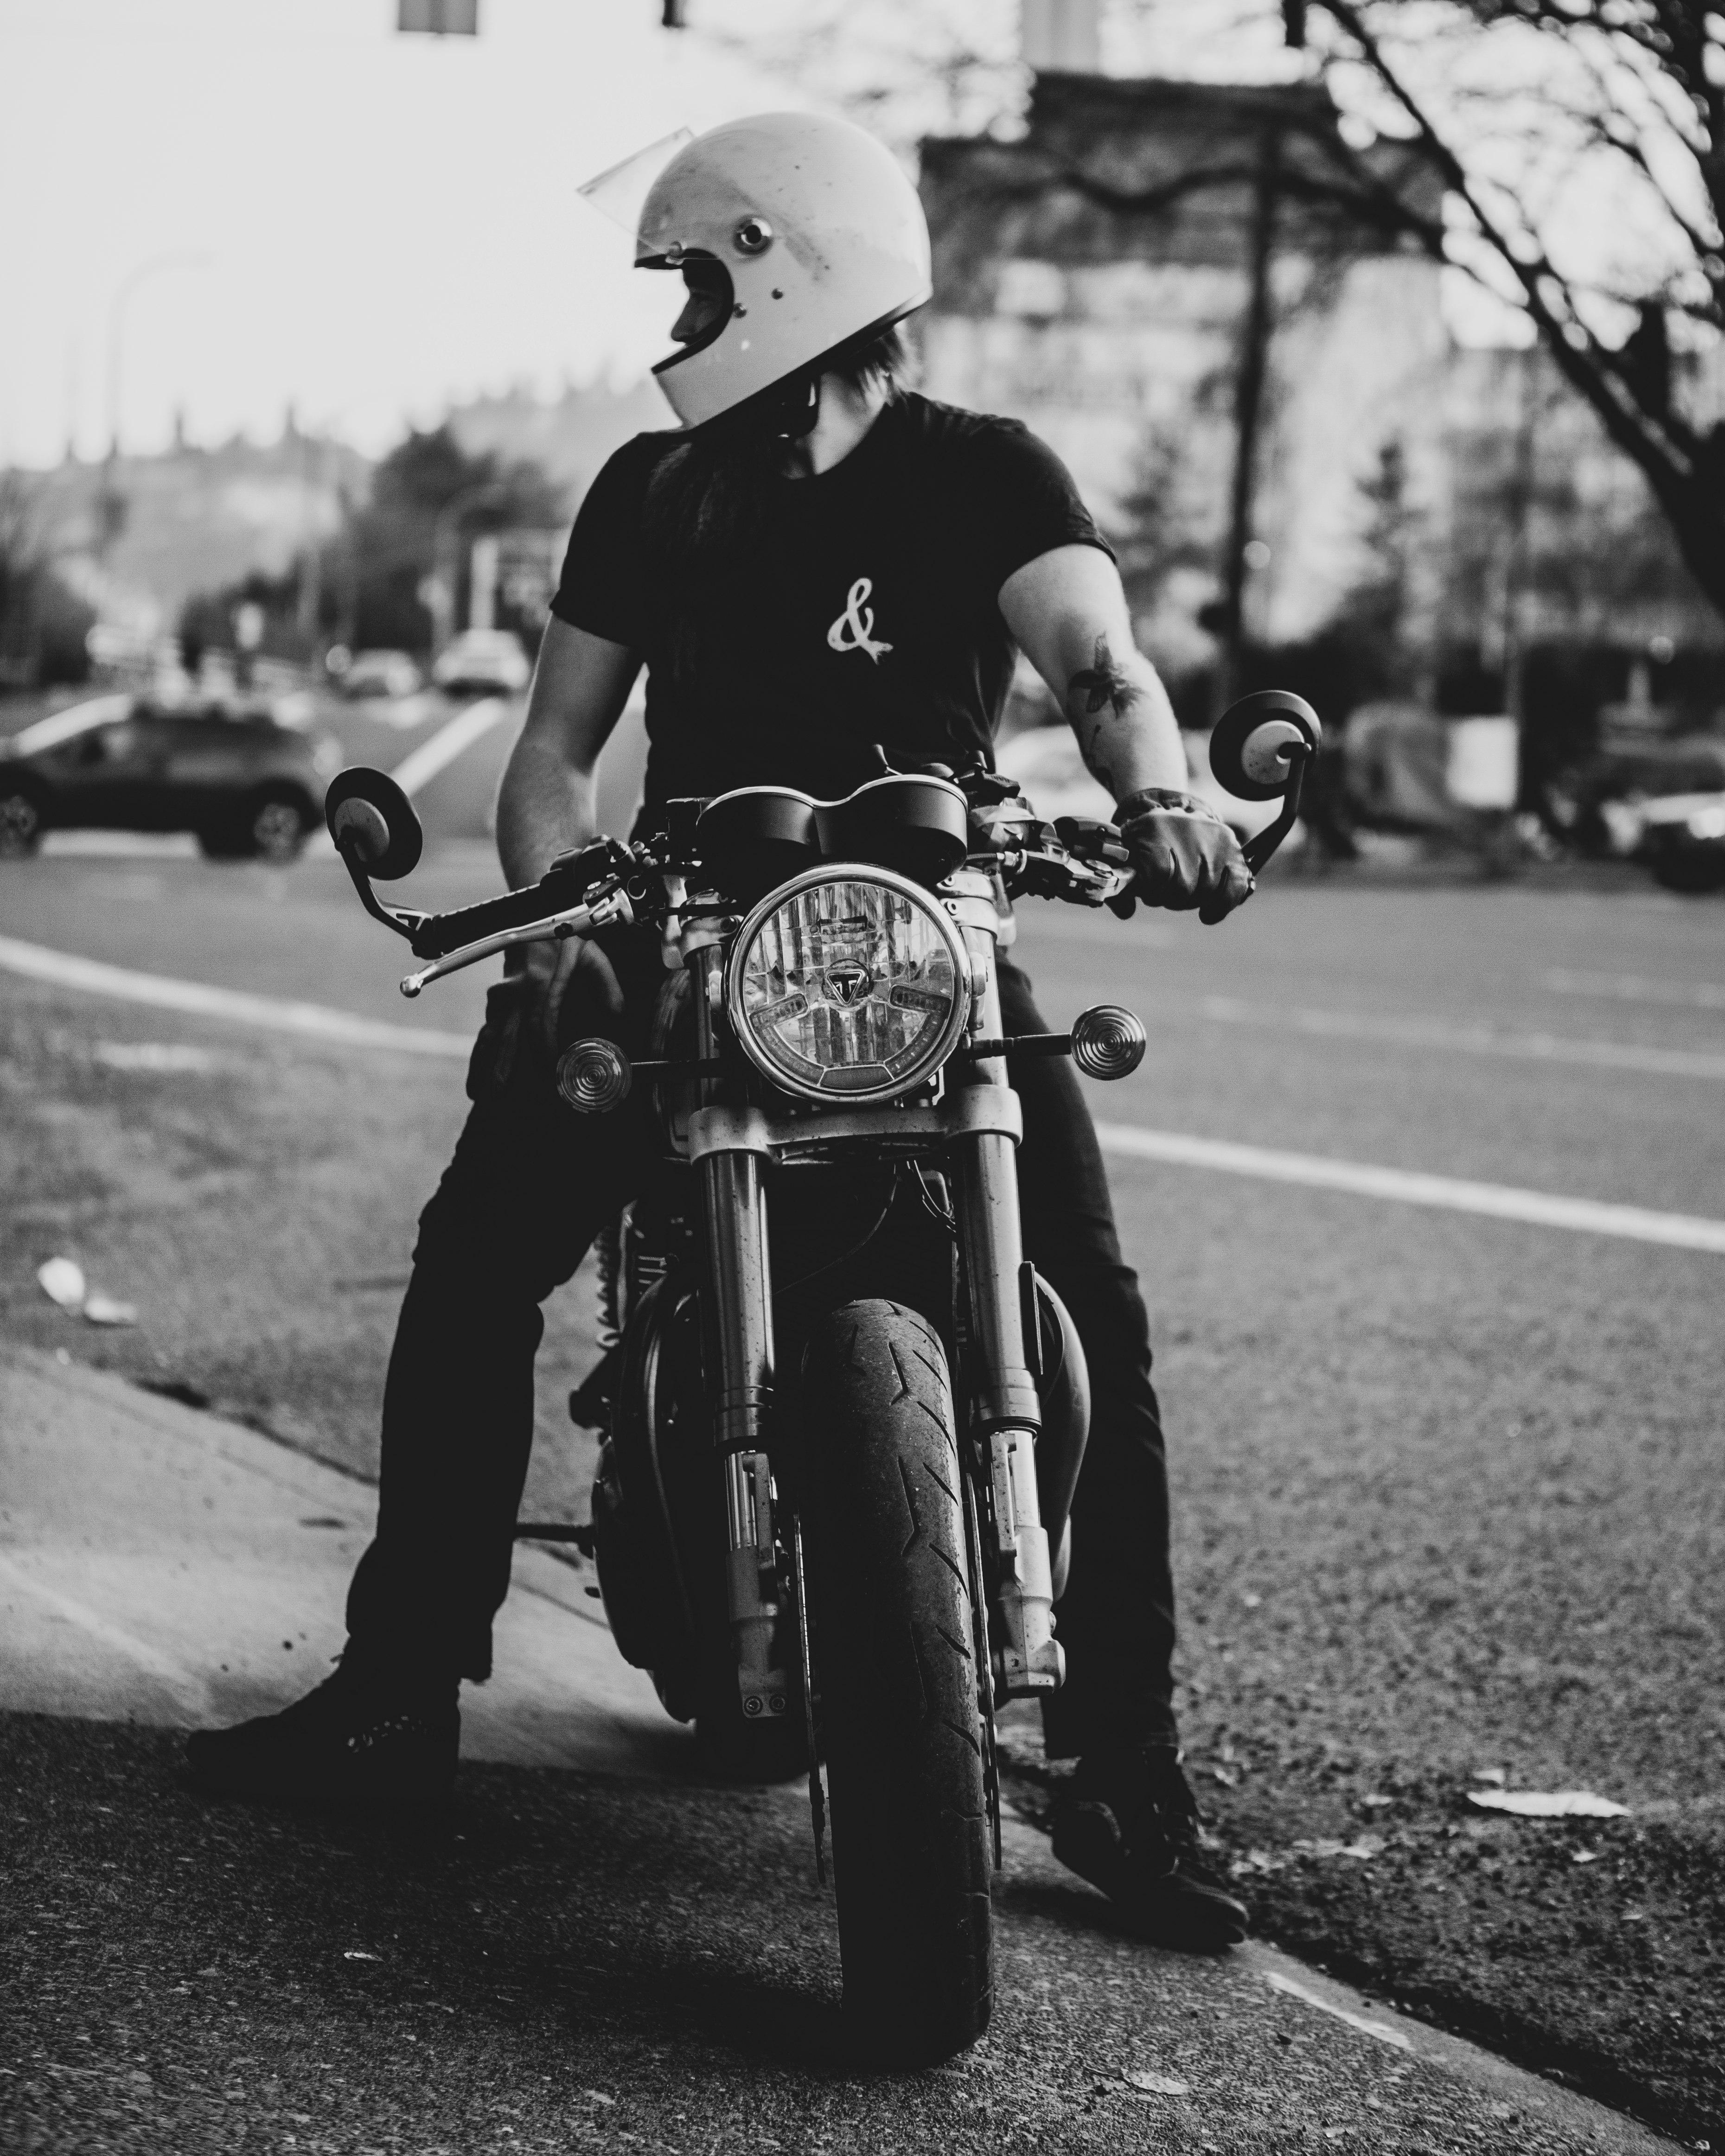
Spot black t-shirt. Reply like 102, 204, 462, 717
550, 390, 1110, 810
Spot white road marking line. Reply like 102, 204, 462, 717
1262, 1970, 1415, 2053
10, 932, 1723, 1254
387, 696, 511, 797
1545, 966, 1725, 1014
1198, 993, 1725, 1082
1095, 1123, 1725, 1255
0, 936, 471, 1058
41, 832, 200, 859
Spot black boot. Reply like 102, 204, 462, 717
1052, 1743, 1248, 1951
184, 1649, 459, 1809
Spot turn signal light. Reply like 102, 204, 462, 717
1069, 1004, 1147, 1081
556, 1038, 633, 1114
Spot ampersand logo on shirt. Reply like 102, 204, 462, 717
826, 577, 894, 664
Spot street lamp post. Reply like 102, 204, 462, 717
428, 481, 506, 657
100, 250, 212, 559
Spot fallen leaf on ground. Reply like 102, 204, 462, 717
82, 1294, 137, 1327
584, 2091, 616, 2106
1467, 1789, 1629, 1818
1126, 2069, 1190, 2096
342, 1951, 381, 1962
38, 1258, 86, 1311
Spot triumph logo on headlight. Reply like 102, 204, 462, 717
727, 866, 972, 1105
823, 959, 873, 1006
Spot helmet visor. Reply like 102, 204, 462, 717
576, 128, 693, 235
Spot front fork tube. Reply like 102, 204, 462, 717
696, 1093, 791, 1722
722, 1444, 788, 1721
954, 950, 1064, 1698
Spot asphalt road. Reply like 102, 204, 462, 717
9, 1712, 1676, 2156
2, 746, 1722, 2144
6, 1358, 1674, 2156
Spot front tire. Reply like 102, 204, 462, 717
804, 1300, 992, 2059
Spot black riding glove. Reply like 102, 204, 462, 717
1117, 788, 1255, 925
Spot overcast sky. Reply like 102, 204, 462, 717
0, 0, 791, 467
1, 0, 1550, 473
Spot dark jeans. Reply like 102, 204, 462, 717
347, 955, 1178, 1758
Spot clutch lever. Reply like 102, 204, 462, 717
1053, 816, 1138, 918
399, 886, 635, 997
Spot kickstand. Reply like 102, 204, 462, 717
790, 1511, 827, 1885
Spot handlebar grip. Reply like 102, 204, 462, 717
412, 841, 624, 959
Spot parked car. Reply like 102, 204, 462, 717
1636, 791, 1725, 894
0, 701, 339, 861
431, 628, 530, 696
339, 649, 422, 701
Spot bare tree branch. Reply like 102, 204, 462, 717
1310, 0, 1725, 614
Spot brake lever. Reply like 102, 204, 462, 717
398, 887, 635, 997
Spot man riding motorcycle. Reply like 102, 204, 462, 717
187, 111, 1252, 1952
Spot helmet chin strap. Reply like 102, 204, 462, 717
746, 370, 815, 442
761, 371, 822, 440
698, 370, 820, 445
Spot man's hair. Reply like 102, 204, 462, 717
826, 320, 910, 399
640, 323, 911, 684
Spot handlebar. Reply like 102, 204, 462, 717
399, 883, 635, 997
353, 791, 1282, 999
411, 836, 634, 959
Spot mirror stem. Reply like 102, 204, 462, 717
336, 836, 428, 944
1241, 745, 1315, 874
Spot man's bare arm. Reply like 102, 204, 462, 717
999, 544, 1252, 919
495, 618, 641, 890
997, 544, 1187, 805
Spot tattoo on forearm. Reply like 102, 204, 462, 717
1069, 636, 1137, 720
1068, 635, 1142, 796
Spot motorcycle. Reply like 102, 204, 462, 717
324, 689, 1321, 2060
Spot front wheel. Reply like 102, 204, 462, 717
248, 791, 309, 862
0, 783, 44, 858
804, 1300, 992, 2059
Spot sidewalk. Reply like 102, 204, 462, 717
0, 1348, 684, 1777
0, 1348, 1685, 2155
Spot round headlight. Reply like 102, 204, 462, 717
727, 866, 971, 1104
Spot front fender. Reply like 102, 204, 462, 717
1033, 1275, 1089, 1603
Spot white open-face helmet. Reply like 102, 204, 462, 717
627, 112, 932, 431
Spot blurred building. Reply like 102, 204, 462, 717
15, 419, 367, 658
1439, 345, 1723, 668
917, 70, 1448, 662
446, 377, 670, 502
916, 57, 1724, 732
